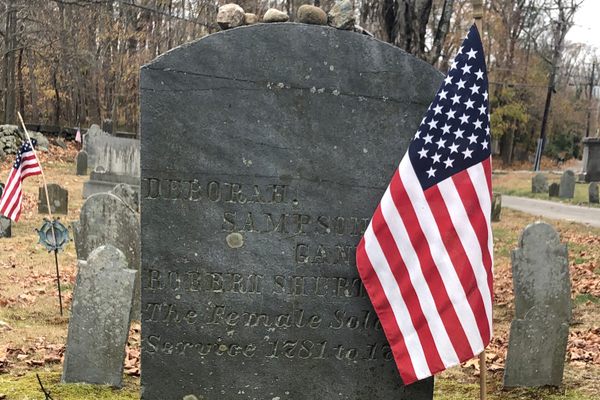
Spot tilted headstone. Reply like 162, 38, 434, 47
38, 183, 68, 214
73, 192, 140, 316
504, 222, 570, 387
531, 173, 548, 193
548, 182, 559, 197
0, 184, 10, 238
76, 150, 88, 176
589, 182, 599, 204
62, 245, 136, 387
140, 23, 438, 400
491, 192, 502, 222
559, 170, 575, 199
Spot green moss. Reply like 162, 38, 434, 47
574, 293, 600, 305
0, 370, 139, 399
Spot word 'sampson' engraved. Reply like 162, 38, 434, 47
142, 178, 287, 204
145, 269, 263, 294
222, 212, 369, 237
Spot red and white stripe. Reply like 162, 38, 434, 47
356, 155, 493, 384
0, 151, 41, 221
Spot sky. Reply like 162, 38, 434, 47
566, 0, 600, 53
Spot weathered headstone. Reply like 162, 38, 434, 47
559, 170, 575, 199
38, 183, 68, 214
111, 183, 140, 212
549, 182, 560, 197
589, 182, 599, 204
581, 137, 600, 182
141, 23, 438, 399
76, 150, 88, 176
62, 245, 136, 387
491, 192, 502, 222
0, 184, 10, 238
504, 222, 570, 387
531, 173, 548, 193
73, 192, 140, 316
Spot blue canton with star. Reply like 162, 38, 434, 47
409, 24, 490, 190
14, 139, 37, 169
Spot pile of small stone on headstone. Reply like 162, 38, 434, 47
217, 0, 359, 32
0, 124, 49, 157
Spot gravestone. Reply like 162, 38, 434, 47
111, 183, 140, 212
581, 137, 600, 182
559, 170, 575, 199
549, 182, 559, 197
140, 23, 438, 400
76, 150, 88, 176
0, 184, 10, 238
38, 183, 68, 214
531, 173, 547, 193
589, 182, 599, 204
62, 245, 136, 387
73, 192, 140, 316
504, 222, 570, 387
491, 192, 502, 222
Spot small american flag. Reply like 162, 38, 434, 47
356, 24, 493, 384
0, 140, 42, 222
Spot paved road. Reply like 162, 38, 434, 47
502, 195, 600, 228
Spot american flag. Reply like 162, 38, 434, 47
356, 24, 493, 384
0, 140, 42, 222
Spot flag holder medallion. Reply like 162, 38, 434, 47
36, 218, 70, 315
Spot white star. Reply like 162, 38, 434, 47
441, 124, 451, 134
467, 133, 478, 144
444, 75, 453, 85
461, 64, 472, 75
481, 140, 489, 150
443, 158, 454, 169
475, 69, 484, 80
446, 109, 456, 120
473, 119, 483, 129
418, 147, 429, 158
485, 126, 490, 135
453, 128, 465, 139
469, 84, 480, 95
462, 148, 473, 159
433, 104, 443, 115
466, 48, 477, 59
465, 99, 475, 109
427, 119, 439, 129
457, 46, 464, 54
450, 59, 459, 70
483, 91, 488, 100
439, 89, 448, 100
459, 114, 470, 124
478, 104, 487, 115
426, 167, 436, 178
449, 142, 460, 153
435, 138, 446, 148
423, 133, 433, 144
451, 94, 461, 104
431, 152, 442, 164
456, 79, 466, 90
415, 130, 422, 138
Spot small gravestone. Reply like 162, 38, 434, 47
559, 170, 575, 199
504, 222, 570, 388
549, 182, 560, 197
76, 150, 88, 176
73, 192, 140, 316
531, 173, 548, 193
62, 245, 136, 387
38, 183, 68, 214
491, 192, 502, 222
589, 182, 599, 204
0, 184, 10, 238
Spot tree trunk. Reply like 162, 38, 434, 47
3, 0, 17, 124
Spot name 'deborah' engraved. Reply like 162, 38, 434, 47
142, 178, 287, 204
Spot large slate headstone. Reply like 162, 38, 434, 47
549, 182, 559, 197
141, 23, 438, 400
504, 222, 570, 387
62, 245, 136, 387
531, 173, 547, 193
559, 170, 575, 199
73, 192, 140, 316
76, 150, 88, 176
38, 183, 68, 214
0, 184, 10, 238
589, 182, 599, 204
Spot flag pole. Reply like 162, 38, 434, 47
16, 112, 63, 316
471, 1, 487, 399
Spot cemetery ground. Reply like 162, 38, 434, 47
0, 147, 599, 399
